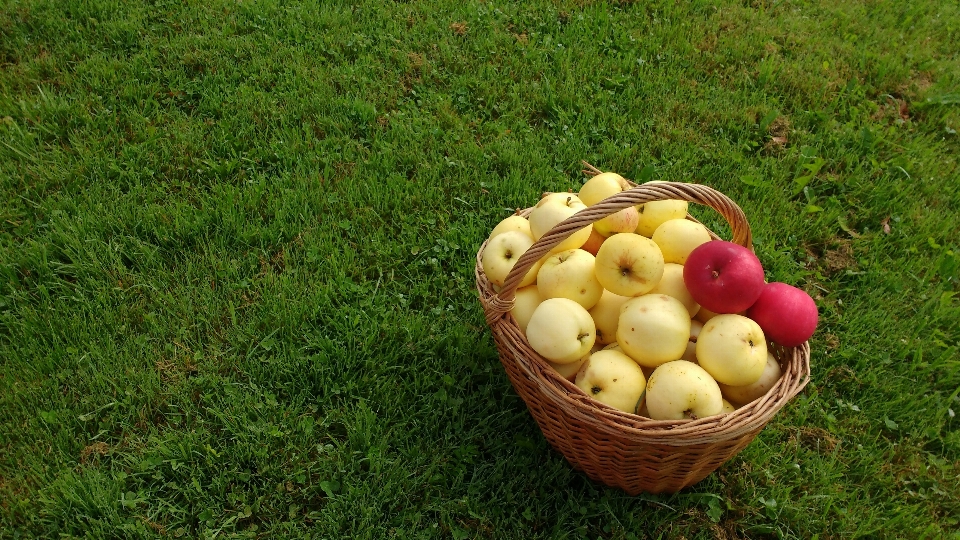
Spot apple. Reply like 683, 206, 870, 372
594, 206, 640, 238
617, 294, 691, 368
489, 214, 533, 241
481, 231, 543, 288
652, 219, 712, 265
696, 314, 767, 386
680, 320, 704, 363
588, 289, 631, 345
579, 172, 631, 207
635, 198, 689, 237
525, 298, 596, 363
594, 233, 665, 297
580, 227, 606, 256
694, 305, 746, 324
549, 354, 589, 382
746, 282, 819, 347
648, 263, 700, 317
718, 352, 782, 406
694, 305, 721, 324
603, 342, 655, 379
537, 249, 604, 310
721, 399, 737, 414
575, 350, 647, 414
645, 360, 723, 420
529, 193, 592, 253
683, 240, 766, 314
510, 285, 543, 334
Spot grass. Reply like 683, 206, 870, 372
1, 0, 958, 537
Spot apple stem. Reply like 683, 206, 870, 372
711, 270, 719, 279
685, 410, 699, 420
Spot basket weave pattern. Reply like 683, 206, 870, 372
475, 170, 811, 494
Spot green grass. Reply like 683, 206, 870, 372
1, 0, 959, 537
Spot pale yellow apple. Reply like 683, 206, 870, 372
645, 360, 723, 420
721, 399, 737, 413
529, 193, 592, 253
510, 285, 543, 334
581, 227, 606, 256
579, 172, 631, 206
489, 214, 533, 241
575, 350, 647, 414
601, 342, 654, 378
588, 289, 631, 345
694, 306, 746, 323
718, 352, 782, 406
680, 320, 704, 363
536, 249, 603, 310
549, 354, 589, 382
648, 263, 700, 317
593, 206, 640, 238
525, 298, 596, 364
694, 305, 722, 324
602, 342, 623, 352
617, 294, 691, 368
594, 233, 664, 297
697, 315, 767, 386
481, 231, 543, 288
651, 219, 712, 265
636, 198, 689, 237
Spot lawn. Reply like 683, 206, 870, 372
1, 0, 959, 537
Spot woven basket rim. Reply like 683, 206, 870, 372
477, 166, 811, 446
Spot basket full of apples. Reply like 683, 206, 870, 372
475, 163, 813, 494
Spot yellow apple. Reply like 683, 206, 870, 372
525, 298, 596, 364
575, 350, 647, 414
721, 399, 737, 413
489, 214, 533, 241
536, 249, 603, 310
579, 172, 631, 206
651, 219, 712, 265
510, 285, 543, 334
549, 355, 589, 382
635, 198, 689, 237
694, 305, 722, 324
648, 263, 700, 317
680, 320, 704, 363
594, 206, 640, 237
529, 193, 592, 253
588, 290, 631, 345
617, 294, 691, 368
697, 314, 767, 386
717, 352, 782, 406
645, 360, 723, 420
481, 231, 543, 288
602, 342, 654, 378
594, 233, 665, 297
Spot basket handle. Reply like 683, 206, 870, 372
496, 167, 753, 305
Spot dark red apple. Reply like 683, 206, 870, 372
746, 282, 819, 347
683, 241, 766, 313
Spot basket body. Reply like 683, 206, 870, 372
476, 178, 811, 494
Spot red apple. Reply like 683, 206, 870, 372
683, 241, 766, 313
746, 282, 818, 347
580, 228, 606, 256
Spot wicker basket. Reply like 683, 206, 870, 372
475, 164, 811, 494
